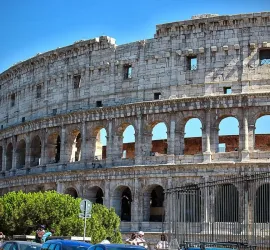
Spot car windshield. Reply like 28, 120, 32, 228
19, 243, 41, 250
62, 246, 89, 250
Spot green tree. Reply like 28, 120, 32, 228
0, 191, 122, 243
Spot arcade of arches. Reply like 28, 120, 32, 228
1, 115, 270, 171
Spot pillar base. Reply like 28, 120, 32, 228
203, 151, 212, 163
130, 222, 139, 232
241, 150, 250, 161
167, 155, 175, 164
135, 156, 143, 165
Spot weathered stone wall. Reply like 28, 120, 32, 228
0, 12, 269, 236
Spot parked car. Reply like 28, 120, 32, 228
88, 244, 146, 250
0, 241, 41, 250
41, 239, 92, 250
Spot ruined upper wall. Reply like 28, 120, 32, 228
0, 12, 269, 129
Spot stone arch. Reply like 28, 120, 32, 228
254, 183, 270, 223
218, 116, 239, 152
151, 122, 168, 155
254, 115, 270, 151
112, 185, 132, 221
94, 127, 107, 160
6, 143, 13, 171
214, 184, 239, 222
0, 146, 2, 171
178, 184, 201, 222
143, 184, 165, 222
64, 187, 78, 198
47, 133, 61, 163
122, 124, 135, 159
184, 118, 202, 155
84, 186, 104, 205
16, 139, 26, 169
30, 135, 41, 167
69, 129, 81, 162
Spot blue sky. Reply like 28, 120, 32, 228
0, 0, 269, 143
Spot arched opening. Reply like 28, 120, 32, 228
214, 184, 239, 222
178, 185, 201, 222
71, 132, 81, 162
122, 125, 135, 159
184, 118, 202, 155
255, 183, 270, 223
6, 143, 13, 171
47, 133, 61, 163
218, 117, 239, 152
149, 185, 165, 222
16, 139, 26, 169
84, 186, 104, 205
65, 187, 78, 198
121, 187, 132, 221
30, 135, 41, 167
0, 146, 2, 171
112, 186, 132, 222
255, 115, 270, 151
151, 122, 167, 155
95, 128, 107, 160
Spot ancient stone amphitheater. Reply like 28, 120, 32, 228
0, 12, 270, 247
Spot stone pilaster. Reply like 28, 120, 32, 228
131, 178, 139, 231
241, 110, 250, 161
135, 115, 143, 165
60, 125, 66, 163
25, 133, 31, 168
1, 140, 6, 171
203, 109, 212, 162
106, 119, 113, 165
12, 136, 17, 170
80, 121, 86, 161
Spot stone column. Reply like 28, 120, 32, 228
2, 140, 6, 171
248, 124, 255, 151
40, 129, 47, 165
60, 125, 66, 163
12, 136, 17, 170
210, 127, 219, 153
25, 134, 31, 168
111, 134, 123, 165
241, 110, 250, 161
135, 115, 143, 165
131, 178, 140, 231
103, 181, 110, 208
80, 121, 86, 161
56, 181, 64, 193
106, 119, 113, 166
203, 109, 212, 162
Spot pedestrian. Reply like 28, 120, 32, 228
100, 237, 111, 244
155, 234, 169, 249
125, 233, 138, 245
41, 228, 55, 243
136, 231, 148, 248
35, 225, 45, 243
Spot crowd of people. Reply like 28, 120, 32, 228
125, 231, 169, 249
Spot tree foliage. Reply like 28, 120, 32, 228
0, 191, 122, 244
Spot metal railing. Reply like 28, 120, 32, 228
166, 172, 270, 249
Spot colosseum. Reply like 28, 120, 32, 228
0, 11, 270, 248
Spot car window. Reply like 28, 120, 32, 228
9, 243, 17, 250
48, 244, 56, 250
62, 246, 89, 250
95, 247, 103, 250
54, 245, 61, 250
42, 243, 50, 250
2, 243, 13, 250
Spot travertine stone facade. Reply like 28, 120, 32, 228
0, 12, 270, 235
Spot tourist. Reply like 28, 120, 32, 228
126, 233, 138, 245
136, 231, 148, 248
155, 234, 169, 249
100, 237, 111, 244
41, 228, 55, 243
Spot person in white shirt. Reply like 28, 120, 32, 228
100, 237, 111, 244
126, 233, 138, 245
155, 234, 169, 249
136, 231, 148, 249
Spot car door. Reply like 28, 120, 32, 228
2, 242, 13, 250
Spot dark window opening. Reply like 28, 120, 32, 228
96, 101, 103, 107
260, 49, 270, 65
73, 75, 81, 89
123, 65, 132, 79
1, 125, 3, 130
187, 56, 197, 71
21, 117, 25, 123
52, 109, 57, 116
224, 87, 232, 94
55, 135, 61, 163
11, 93, 15, 107
36, 85, 42, 98
154, 92, 161, 100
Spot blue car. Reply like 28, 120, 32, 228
88, 244, 146, 250
41, 239, 92, 250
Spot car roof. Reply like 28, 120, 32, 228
93, 244, 145, 249
4, 241, 41, 246
45, 240, 92, 247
